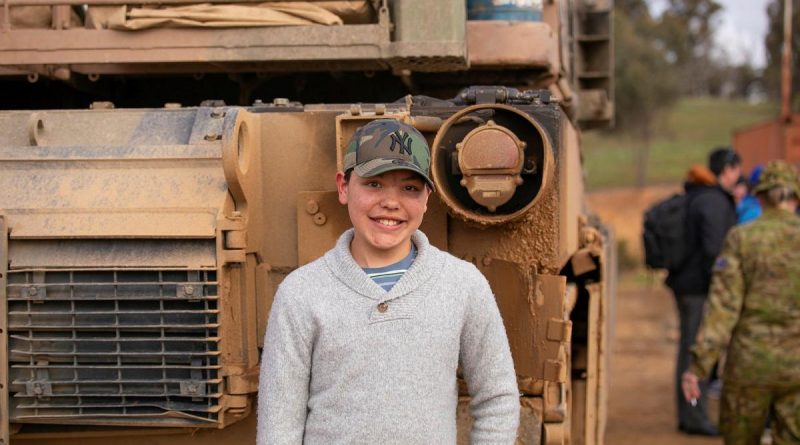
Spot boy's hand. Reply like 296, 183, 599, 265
681, 371, 701, 404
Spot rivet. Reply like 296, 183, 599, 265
314, 213, 327, 226
204, 132, 220, 141
305, 200, 320, 215
482, 257, 493, 266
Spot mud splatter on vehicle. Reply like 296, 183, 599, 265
0, 1, 615, 443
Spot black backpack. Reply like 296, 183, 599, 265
642, 193, 690, 271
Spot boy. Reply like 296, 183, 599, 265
257, 119, 519, 444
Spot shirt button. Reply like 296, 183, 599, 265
377, 302, 388, 313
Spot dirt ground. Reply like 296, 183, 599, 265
587, 184, 681, 262
603, 276, 722, 445
588, 186, 723, 445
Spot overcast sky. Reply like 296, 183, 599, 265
715, 0, 772, 67
650, 0, 772, 68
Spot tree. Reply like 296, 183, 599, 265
727, 62, 765, 99
764, 0, 800, 104
614, 0, 680, 186
656, 0, 724, 95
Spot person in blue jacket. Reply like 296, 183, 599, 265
737, 165, 763, 224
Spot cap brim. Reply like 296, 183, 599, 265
353, 158, 436, 192
752, 183, 771, 193
753, 181, 800, 195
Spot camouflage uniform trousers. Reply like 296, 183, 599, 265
720, 382, 800, 445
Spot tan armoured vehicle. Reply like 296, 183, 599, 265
0, 1, 615, 444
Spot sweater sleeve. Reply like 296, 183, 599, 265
460, 273, 520, 444
689, 230, 744, 379
256, 282, 314, 445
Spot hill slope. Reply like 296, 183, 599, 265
583, 97, 777, 190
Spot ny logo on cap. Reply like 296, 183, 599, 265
389, 131, 413, 155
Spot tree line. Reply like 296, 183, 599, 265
614, 0, 792, 133
612, 0, 793, 186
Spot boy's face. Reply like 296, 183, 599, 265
336, 169, 431, 265
718, 163, 742, 192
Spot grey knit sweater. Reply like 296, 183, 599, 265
257, 230, 519, 444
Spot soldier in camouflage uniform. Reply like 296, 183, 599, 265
682, 160, 800, 445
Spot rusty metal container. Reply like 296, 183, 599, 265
733, 115, 800, 172
0, 1, 616, 444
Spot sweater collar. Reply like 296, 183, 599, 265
324, 229, 443, 301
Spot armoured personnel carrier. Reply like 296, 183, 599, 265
0, 1, 615, 444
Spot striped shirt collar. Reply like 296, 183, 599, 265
362, 244, 417, 292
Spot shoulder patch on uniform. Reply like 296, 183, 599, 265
713, 257, 728, 271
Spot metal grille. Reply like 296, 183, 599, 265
6, 269, 220, 426
393, 56, 468, 72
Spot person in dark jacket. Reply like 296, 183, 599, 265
666, 147, 740, 436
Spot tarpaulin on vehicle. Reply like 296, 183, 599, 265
8, 1, 372, 30
85, 1, 372, 30
8, 5, 82, 28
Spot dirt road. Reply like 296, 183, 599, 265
604, 275, 721, 445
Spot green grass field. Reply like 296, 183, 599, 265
583, 97, 778, 190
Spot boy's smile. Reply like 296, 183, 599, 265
336, 169, 431, 268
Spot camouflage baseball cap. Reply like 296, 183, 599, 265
753, 160, 800, 195
343, 119, 435, 191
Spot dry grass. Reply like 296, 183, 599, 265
583, 97, 777, 190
